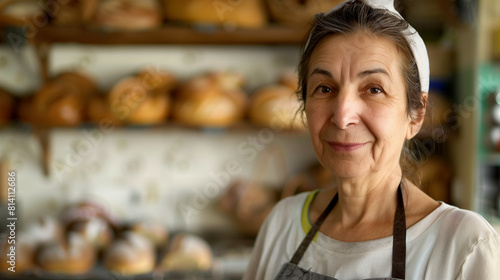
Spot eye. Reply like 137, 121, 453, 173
319, 86, 331, 93
368, 87, 383, 95
313, 85, 333, 96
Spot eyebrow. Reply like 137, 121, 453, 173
309, 68, 333, 78
358, 68, 390, 79
309, 67, 390, 80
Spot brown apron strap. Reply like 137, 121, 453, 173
290, 191, 339, 265
392, 182, 406, 279
289, 182, 406, 279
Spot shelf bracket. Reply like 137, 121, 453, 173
33, 127, 50, 177
34, 41, 50, 83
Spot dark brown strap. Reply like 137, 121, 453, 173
392, 183, 406, 279
290, 191, 338, 264
289, 183, 406, 280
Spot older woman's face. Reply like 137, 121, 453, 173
306, 31, 419, 178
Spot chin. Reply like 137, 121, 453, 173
321, 160, 367, 178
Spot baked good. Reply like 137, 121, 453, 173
108, 76, 171, 124
173, 90, 246, 127
172, 72, 247, 127
0, 0, 42, 26
24, 216, 64, 246
249, 84, 304, 130
67, 218, 114, 250
88, 68, 176, 125
278, 72, 299, 91
266, 0, 343, 25
54, 71, 98, 97
34, 87, 84, 126
33, 71, 97, 126
0, 234, 35, 274
163, 0, 267, 28
103, 231, 155, 275
49, 0, 99, 27
130, 220, 169, 247
93, 0, 162, 30
0, 88, 14, 127
17, 96, 37, 124
159, 233, 212, 271
64, 200, 119, 230
63, 200, 118, 250
36, 232, 96, 275
137, 68, 178, 94
87, 95, 123, 125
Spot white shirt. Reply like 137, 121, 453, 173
243, 191, 500, 280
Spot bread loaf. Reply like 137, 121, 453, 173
249, 84, 304, 130
93, 0, 162, 30
159, 233, 212, 271
163, 0, 268, 28
266, 0, 343, 25
172, 72, 247, 127
103, 231, 155, 275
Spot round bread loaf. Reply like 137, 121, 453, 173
163, 0, 267, 28
103, 231, 155, 275
93, 0, 162, 30
160, 233, 212, 271
249, 84, 304, 130
172, 72, 247, 127
108, 76, 171, 124
267, 0, 343, 25
37, 232, 96, 275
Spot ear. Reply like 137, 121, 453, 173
406, 92, 428, 140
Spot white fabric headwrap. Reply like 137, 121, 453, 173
305, 0, 430, 93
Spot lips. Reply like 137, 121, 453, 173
327, 142, 366, 152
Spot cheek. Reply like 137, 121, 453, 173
305, 101, 328, 136
366, 104, 409, 147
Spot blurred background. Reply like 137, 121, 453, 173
0, 0, 499, 279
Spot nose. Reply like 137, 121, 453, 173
330, 88, 360, 129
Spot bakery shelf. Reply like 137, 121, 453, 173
30, 25, 310, 45
0, 121, 308, 177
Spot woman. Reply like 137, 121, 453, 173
243, 0, 500, 279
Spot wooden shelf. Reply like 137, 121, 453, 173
30, 25, 310, 45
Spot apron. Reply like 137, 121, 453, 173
274, 183, 406, 280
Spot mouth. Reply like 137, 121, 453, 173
327, 142, 366, 152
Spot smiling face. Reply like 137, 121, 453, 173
306, 31, 423, 178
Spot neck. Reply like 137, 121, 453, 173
332, 167, 404, 228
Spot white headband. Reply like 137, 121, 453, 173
305, 0, 430, 93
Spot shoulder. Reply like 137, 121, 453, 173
408, 203, 500, 278
242, 191, 313, 280
436, 203, 498, 241
431, 203, 500, 267
264, 191, 311, 228
437, 205, 500, 279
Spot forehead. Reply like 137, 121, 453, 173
308, 31, 402, 77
